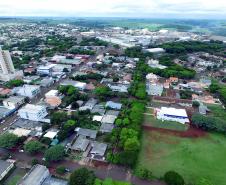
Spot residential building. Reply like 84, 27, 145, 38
0, 160, 14, 181
19, 164, 67, 185
0, 48, 23, 81
156, 107, 189, 124
3, 96, 25, 110
15, 85, 40, 98
75, 127, 97, 139
105, 101, 122, 110
70, 135, 90, 152
18, 104, 48, 121
45, 90, 62, 107
146, 83, 163, 96
37, 64, 56, 76
60, 80, 87, 91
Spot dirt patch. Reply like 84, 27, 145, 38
143, 124, 207, 138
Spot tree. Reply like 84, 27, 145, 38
192, 101, 200, 107
24, 141, 44, 154
44, 145, 65, 162
31, 158, 39, 166
164, 171, 185, 185
51, 112, 68, 125
95, 86, 111, 100
0, 133, 19, 149
69, 168, 95, 185
124, 137, 140, 151
56, 166, 66, 175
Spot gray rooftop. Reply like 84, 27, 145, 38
76, 128, 97, 139
0, 160, 13, 176
11, 118, 43, 131
105, 110, 120, 117
99, 123, 114, 133
70, 136, 89, 151
19, 164, 49, 185
90, 142, 107, 156
3, 96, 25, 103
42, 177, 68, 185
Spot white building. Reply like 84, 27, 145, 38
3, 96, 25, 110
156, 107, 189, 124
18, 104, 48, 121
146, 83, 163, 96
0, 47, 23, 81
16, 85, 40, 98
37, 64, 57, 75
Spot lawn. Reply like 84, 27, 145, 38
144, 113, 189, 131
136, 130, 226, 185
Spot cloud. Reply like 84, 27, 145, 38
0, 0, 225, 18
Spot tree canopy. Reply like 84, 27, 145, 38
0, 133, 19, 149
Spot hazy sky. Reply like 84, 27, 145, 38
0, 0, 226, 18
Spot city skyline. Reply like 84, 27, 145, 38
0, 0, 226, 19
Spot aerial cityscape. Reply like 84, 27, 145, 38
0, 1, 226, 185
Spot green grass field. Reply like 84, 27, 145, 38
144, 112, 189, 131
137, 130, 226, 185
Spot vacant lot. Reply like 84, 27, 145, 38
137, 130, 226, 185
207, 104, 226, 121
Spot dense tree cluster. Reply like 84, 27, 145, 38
44, 145, 65, 162
192, 114, 226, 133
0, 133, 19, 149
58, 85, 88, 108
161, 41, 226, 55
5, 79, 24, 88
72, 73, 103, 82
124, 47, 153, 59
24, 140, 44, 154
80, 37, 108, 47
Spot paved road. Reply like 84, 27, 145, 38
6, 150, 164, 185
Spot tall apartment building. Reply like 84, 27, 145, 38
0, 47, 23, 81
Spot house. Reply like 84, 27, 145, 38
11, 118, 43, 137
15, 85, 40, 98
105, 101, 122, 110
43, 129, 59, 140
10, 128, 31, 137
146, 73, 159, 83
45, 90, 62, 107
199, 103, 209, 115
0, 107, 15, 121
0, 160, 14, 181
23, 76, 40, 84
79, 98, 97, 111
99, 123, 114, 133
75, 127, 97, 139
60, 80, 87, 91
146, 83, 163, 96
105, 110, 120, 117
169, 77, 179, 84
3, 96, 25, 110
18, 164, 68, 185
108, 84, 128, 93
18, 104, 48, 121
39, 78, 54, 87
91, 104, 105, 115
70, 135, 90, 152
89, 141, 107, 160
156, 107, 189, 124
101, 115, 117, 124
37, 64, 56, 76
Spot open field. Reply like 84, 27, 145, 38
137, 130, 226, 185
143, 109, 189, 131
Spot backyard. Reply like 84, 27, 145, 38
136, 130, 226, 185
